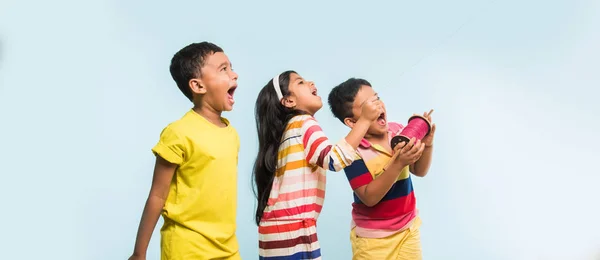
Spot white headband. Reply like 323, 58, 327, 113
272, 74, 284, 100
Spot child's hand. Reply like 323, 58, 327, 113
417, 109, 436, 147
389, 137, 425, 167
360, 96, 383, 122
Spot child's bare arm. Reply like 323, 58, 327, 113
410, 146, 433, 177
129, 156, 176, 259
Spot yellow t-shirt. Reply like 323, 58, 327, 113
152, 109, 240, 260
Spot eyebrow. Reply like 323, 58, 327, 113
216, 62, 231, 68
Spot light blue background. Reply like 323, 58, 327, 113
1, 0, 599, 259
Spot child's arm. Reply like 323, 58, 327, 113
130, 126, 184, 260
346, 139, 424, 207
301, 95, 381, 171
129, 156, 176, 260
301, 116, 372, 172
410, 146, 433, 177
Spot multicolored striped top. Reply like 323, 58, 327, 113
343, 122, 418, 239
258, 114, 358, 259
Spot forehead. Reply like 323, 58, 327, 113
353, 85, 376, 107
289, 73, 302, 83
288, 73, 304, 88
203, 52, 230, 68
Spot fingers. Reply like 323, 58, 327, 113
361, 96, 379, 107
430, 123, 436, 134
360, 96, 384, 121
372, 97, 384, 112
417, 142, 426, 155
408, 139, 422, 155
409, 139, 424, 158
390, 142, 405, 160
368, 96, 379, 103
369, 97, 383, 110
412, 143, 426, 163
393, 142, 405, 152
424, 109, 434, 117
400, 138, 416, 153
407, 141, 425, 163
424, 109, 433, 121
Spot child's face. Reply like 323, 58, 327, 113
195, 52, 238, 111
351, 85, 388, 136
285, 73, 323, 115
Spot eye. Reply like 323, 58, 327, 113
221, 66, 228, 72
298, 81, 304, 85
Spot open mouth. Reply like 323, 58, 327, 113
311, 89, 318, 96
377, 112, 386, 126
227, 86, 237, 103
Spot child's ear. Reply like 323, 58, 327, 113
282, 97, 296, 109
189, 79, 207, 95
344, 117, 356, 128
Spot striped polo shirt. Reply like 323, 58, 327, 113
343, 122, 418, 238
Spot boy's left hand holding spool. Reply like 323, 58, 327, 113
416, 109, 435, 147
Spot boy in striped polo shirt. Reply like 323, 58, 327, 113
328, 78, 436, 260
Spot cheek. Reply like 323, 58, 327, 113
219, 74, 232, 85
208, 73, 229, 85
298, 92, 313, 103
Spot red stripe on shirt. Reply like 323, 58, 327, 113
352, 191, 416, 219
306, 136, 327, 161
259, 233, 318, 249
316, 144, 332, 167
349, 173, 373, 190
302, 123, 321, 148
258, 219, 317, 234
263, 203, 323, 220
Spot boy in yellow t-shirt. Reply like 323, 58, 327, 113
129, 42, 241, 260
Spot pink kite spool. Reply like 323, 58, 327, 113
390, 115, 431, 149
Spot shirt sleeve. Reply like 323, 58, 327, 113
344, 158, 374, 190
388, 122, 404, 135
300, 116, 357, 172
151, 125, 185, 165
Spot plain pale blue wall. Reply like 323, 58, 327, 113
1, 0, 599, 259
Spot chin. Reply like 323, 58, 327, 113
315, 98, 323, 107
311, 101, 323, 113
222, 103, 234, 112
369, 123, 388, 134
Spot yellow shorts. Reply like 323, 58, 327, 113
350, 216, 422, 260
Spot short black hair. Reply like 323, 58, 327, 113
328, 78, 372, 123
169, 42, 223, 101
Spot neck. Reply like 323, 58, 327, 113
193, 104, 225, 127
365, 132, 388, 145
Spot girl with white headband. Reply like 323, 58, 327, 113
252, 70, 383, 259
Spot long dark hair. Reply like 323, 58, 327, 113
252, 70, 306, 225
